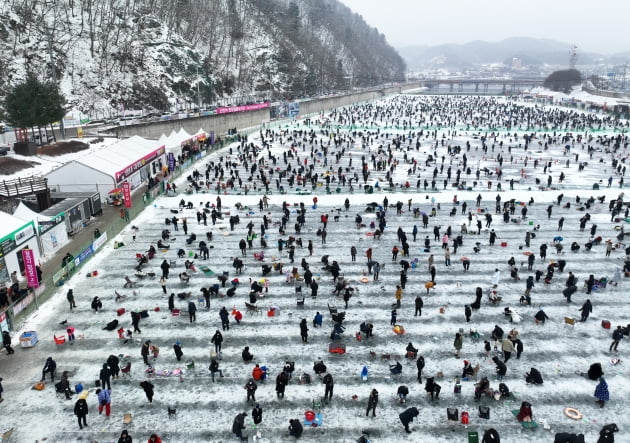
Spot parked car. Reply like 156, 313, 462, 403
0, 145, 11, 155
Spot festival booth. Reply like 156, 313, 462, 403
12, 202, 69, 257
44, 136, 166, 200
0, 210, 41, 289
40, 196, 96, 237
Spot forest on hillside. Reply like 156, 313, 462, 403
0, 0, 406, 116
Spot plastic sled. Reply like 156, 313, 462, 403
328, 343, 346, 354
1, 428, 14, 441
511, 409, 538, 429
304, 412, 323, 427
200, 266, 215, 277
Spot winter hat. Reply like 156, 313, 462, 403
175, 340, 181, 346
464, 360, 469, 365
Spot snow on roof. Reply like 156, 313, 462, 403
0, 209, 32, 236
163, 128, 195, 152
12, 202, 52, 229
73, 135, 161, 177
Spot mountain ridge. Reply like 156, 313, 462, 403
0, 0, 405, 116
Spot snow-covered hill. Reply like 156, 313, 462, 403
0, 0, 405, 118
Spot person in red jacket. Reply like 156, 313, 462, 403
148, 434, 162, 443
252, 364, 265, 381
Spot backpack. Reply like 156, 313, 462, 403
479, 406, 490, 419
300, 373, 311, 384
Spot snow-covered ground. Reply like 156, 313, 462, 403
2, 94, 630, 443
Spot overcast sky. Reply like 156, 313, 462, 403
339, 0, 629, 54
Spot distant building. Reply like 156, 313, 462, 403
512, 58, 523, 71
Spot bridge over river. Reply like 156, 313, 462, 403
414, 77, 545, 94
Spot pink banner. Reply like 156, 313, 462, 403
122, 181, 132, 208
22, 248, 38, 288
215, 102, 270, 115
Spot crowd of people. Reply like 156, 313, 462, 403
3, 94, 628, 442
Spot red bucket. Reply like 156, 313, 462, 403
305, 410, 316, 422
461, 411, 469, 425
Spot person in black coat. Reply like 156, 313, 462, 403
131, 311, 141, 334
244, 379, 257, 402
462, 360, 475, 379
525, 367, 543, 384
580, 299, 593, 322
242, 346, 254, 363
168, 293, 175, 312
554, 432, 585, 443
107, 355, 120, 379
482, 428, 500, 443
513, 338, 524, 359
2, 331, 14, 355
188, 301, 197, 323
399, 406, 419, 433
141, 340, 150, 365
173, 341, 183, 361
252, 404, 263, 425
397, 385, 409, 404
140, 380, 154, 403
91, 296, 102, 313
416, 355, 425, 383
211, 330, 223, 353
118, 429, 132, 443
160, 260, 170, 279
276, 371, 288, 398
365, 388, 379, 416
41, 356, 57, 382
74, 398, 89, 429
492, 356, 507, 380
425, 377, 441, 400
288, 419, 303, 438
534, 309, 549, 324
491, 325, 504, 341
232, 412, 247, 442
209, 357, 223, 382
310, 280, 318, 297
465, 305, 472, 322
310, 358, 325, 374
99, 363, 112, 390
587, 363, 604, 381
299, 318, 308, 343
323, 373, 334, 400
219, 307, 230, 330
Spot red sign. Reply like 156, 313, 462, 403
22, 248, 38, 288
122, 181, 132, 208
115, 145, 165, 182
215, 102, 270, 115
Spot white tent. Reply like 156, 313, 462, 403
12, 202, 69, 256
194, 128, 208, 140
164, 129, 195, 154
45, 136, 165, 196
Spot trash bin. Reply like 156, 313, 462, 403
467, 431, 479, 443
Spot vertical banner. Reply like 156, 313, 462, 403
210, 131, 215, 146
122, 181, 132, 208
168, 152, 176, 172
22, 248, 38, 288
